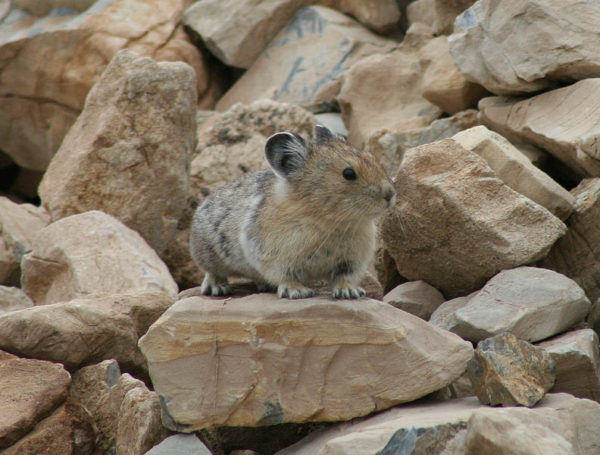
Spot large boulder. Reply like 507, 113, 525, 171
0, 0, 208, 172
381, 139, 567, 297
479, 79, 600, 178
38, 50, 197, 257
0, 292, 173, 375
216, 6, 395, 111
0, 197, 49, 285
448, 0, 600, 95
21, 211, 178, 305
139, 294, 473, 430
0, 286, 33, 316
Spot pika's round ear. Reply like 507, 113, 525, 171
265, 132, 309, 179
314, 125, 335, 144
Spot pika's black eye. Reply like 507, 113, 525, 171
342, 167, 357, 181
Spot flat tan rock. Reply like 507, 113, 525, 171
139, 294, 473, 430
383, 280, 445, 320
479, 79, 600, 178
38, 50, 196, 257
21, 211, 178, 305
381, 139, 567, 297
216, 6, 394, 111
0, 197, 49, 286
0, 0, 208, 172
449, 0, 600, 95
0, 292, 174, 375
0, 358, 71, 449
453, 126, 575, 220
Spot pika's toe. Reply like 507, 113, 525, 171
332, 286, 365, 299
278, 285, 315, 299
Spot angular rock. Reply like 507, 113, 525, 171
381, 139, 567, 297
69, 360, 122, 416
542, 179, 600, 331
406, 0, 435, 29
431, 0, 476, 35
116, 387, 168, 455
420, 36, 487, 114
38, 50, 196, 257
0, 358, 71, 449
21, 211, 178, 305
216, 6, 394, 111
1, 404, 94, 455
0, 291, 173, 375
538, 329, 600, 401
338, 24, 443, 147
452, 267, 591, 343
453, 126, 575, 220
364, 109, 479, 176
0, 0, 207, 172
0, 286, 33, 315
479, 80, 600, 178
429, 292, 475, 327
145, 434, 212, 455
449, 0, 600, 95
139, 294, 473, 430
468, 333, 555, 407
277, 393, 600, 455
0, 197, 49, 285
383, 280, 445, 320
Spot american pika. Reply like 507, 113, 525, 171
190, 125, 396, 299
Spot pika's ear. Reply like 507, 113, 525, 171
314, 124, 335, 144
265, 132, 309, 179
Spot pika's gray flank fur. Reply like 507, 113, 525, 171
190, 125, 396, 299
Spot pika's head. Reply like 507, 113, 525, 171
265, 125, 396, 220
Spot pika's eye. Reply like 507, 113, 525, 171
342, 167, 357, 181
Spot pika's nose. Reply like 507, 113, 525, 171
383, 184, 396, 206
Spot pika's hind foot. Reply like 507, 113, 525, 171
200, 274, 231, 296
332, 286, 365, 299
278, 282, 315, 299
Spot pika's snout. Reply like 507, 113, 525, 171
382, 182, 396, 208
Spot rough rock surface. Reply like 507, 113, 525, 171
542, 179, 600, 332
183, 0, 400, 69
381, 139, 567, 297
277, 393, 600, 455
468, 333, 556, 407
538, 329, 600, 401
338, 24, 443, 147
21, 211, 178, 305
0, 291, 173, 375
139, 294, 473, 430
383, 280, 445, 320
449, 0, 600, 95
216, 6, 394, 111
38, 50, 196, 257
0, 358, 71, 449
0, 0, 207, 172
479, 79, 600, 178
0, 197, 49, 285
0, 286, 33, 315
453, 126, 575, 220
449, 267, 591, 343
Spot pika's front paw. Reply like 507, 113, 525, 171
200, 274, 231, 296
332, 286, 366, 299
278, 284, 315, 299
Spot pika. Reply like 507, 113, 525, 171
190, 125, 396, 299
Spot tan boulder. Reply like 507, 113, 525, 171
139, 294, 473, 430
538, 329, 600, 402
338, 23, 443, 147
406, 0, 435, 28
0, 286, 33, 315
38, 49, 196, 257
0, 0, 208, 172
448, 0, 600, 95
383, 280, 445, 320
0, 291, 173, 375
21, 211, 177, 305
468, 333, 556, 407
479, 80, 600, 178
381, 139, 567, 297
216, 6, 395, 111
0, 197, 49, 285
453, 126, 575, 220
431, 0, 476, 35
69, 360, 122, 416
0, 358, 70, 449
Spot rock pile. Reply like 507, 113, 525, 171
1, 0, 600, 454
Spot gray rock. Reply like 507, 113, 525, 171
468, 333, 555, 407
383, 280, 445, 320
453, 267, 591, 343
144, 434, 212, 455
